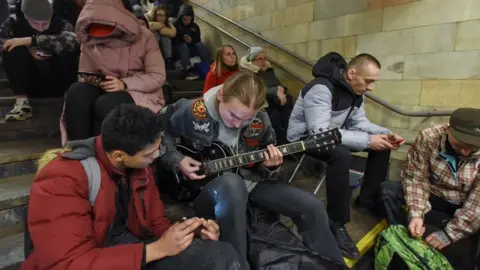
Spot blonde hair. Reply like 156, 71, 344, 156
222, 71, 266, 110
214, 45, 239, 77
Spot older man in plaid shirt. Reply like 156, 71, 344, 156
381, 108, 480, 251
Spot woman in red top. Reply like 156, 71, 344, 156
203, 44, 239, 93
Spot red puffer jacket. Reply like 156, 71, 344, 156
203, 63, 238, 93
21, 136, 171, 270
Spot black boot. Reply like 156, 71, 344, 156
185, 67, 200, 80
329, 221, 361, 260
354, 196, 384, 218
165, 58, 175, 70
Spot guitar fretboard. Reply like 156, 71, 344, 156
204, 141, 305, 174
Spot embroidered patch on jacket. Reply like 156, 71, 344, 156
243, 118, 264, 138
243, 118, 265, 148
191, 99, 207, 120
193, 121, 210, 132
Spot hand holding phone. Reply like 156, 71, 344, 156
36, 50, 52, 57
387, 134, 405, 150
78, 71, 106, 86
183, 34, 192, 44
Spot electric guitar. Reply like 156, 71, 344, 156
160, 128, 342, 201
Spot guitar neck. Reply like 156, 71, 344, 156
204, 141, 305, 174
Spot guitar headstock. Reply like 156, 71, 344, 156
303, 128, 342, 152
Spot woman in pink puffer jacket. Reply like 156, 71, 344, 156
60, 0, 166, 145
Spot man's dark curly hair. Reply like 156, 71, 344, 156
101, 104, 164, 156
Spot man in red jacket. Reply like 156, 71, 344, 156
22, 104, 240, 270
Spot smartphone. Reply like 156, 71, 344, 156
181, 217, 205, 237
78, 71, 106, 81
36, 50, 52, 57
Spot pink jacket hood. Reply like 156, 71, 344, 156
76, 0, 140, 47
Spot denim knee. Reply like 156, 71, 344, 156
212, 173, 248, 204
380, 181, 403, 201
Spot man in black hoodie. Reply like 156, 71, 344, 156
173, 4, 210, 80
288, 52, 404, 259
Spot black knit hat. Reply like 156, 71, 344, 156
450, 108, 480, 147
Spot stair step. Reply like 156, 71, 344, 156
0, 138, 60, 179
0, 88, 13, 98
170, 80, 204, 93
0, 206, 26, 241
0, 175, 33, 211
0, 97, 64, 119
0, 175, 31, 241
0, 233, 23, 270
0, 116, 60, 141
166, 70, 186, 81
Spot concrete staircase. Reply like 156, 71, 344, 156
0, 71, 206, 269
0, 79, 63, 268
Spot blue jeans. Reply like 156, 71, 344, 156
174, 42, 210, 70
194, 173, 345, 270
156, 33, 172, 59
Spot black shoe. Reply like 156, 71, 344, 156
354, 197, 384, 218
330, 221, 361, 260
185, 68, 200, 80
165, 58, 175, 70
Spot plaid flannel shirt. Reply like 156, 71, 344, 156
402, 124, 480, 242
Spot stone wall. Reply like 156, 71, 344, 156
193, 0, 480, 142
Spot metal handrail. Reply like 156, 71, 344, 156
196, 16, 309, 85
192, 1, 454, 117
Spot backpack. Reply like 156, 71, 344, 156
374, 225, 454, 270
24, 157, 101, 259
247, 207, 347, 270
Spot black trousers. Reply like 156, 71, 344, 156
64, 82, 134, 140
194, 174, 346, 270
3, 46, 78, 97
105, 230, 241, 270
307, 145, 391, 224
265, 95, 293, 146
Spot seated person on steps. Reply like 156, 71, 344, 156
172, 4, 210, 80
203, 44, 239, 93
158, 71, 346, 270
287, 52, 404, 259
240, 47, 293, 145
22, 104, 241, 270
381, 108, 480, 253
60, 0, 166, 145
0, 0, 79, 122
147, 4, 176, 69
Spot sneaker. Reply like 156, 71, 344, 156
329, 221, 361, 260
5, 99, 33, 122
185, 70, 200, 81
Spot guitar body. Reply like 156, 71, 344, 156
157, 128, 342, 202
160, 143, 233, 202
